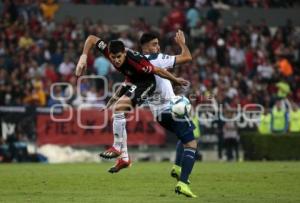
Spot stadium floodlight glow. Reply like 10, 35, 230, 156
50, 104, 73, 122
77, 103, 108, 129
76, 75, 108, 100
50, 82, 74, 101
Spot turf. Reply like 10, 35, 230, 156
0, 162, 300, 203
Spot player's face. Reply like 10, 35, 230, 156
109, 52, 126, 68
146, 38, 160, 54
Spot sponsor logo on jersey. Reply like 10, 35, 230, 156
97, 41, 107, 50
142, 66, 152, 73
133, 51, 142, 57
162, 54, 170, 59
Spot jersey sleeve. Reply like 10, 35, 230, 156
156, 53, 176, 69
138, 59, 155, 74
127, 51, 155, 74
96, 39, 109, 59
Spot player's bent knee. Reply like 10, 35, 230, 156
114, 104, 127, 112
183, 140, 197, 149
114, 96, 132, 112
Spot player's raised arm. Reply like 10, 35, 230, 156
174, 30, 192, 64
75, 35, 101, 76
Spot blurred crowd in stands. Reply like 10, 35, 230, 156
69, 0, 298, 8
0, 0, 299, 125
0, 0, 299, 163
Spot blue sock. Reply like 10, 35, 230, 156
180, 148, 196, 184
175, 141, 184, 166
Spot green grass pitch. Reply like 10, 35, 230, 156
0, 162, 300, 203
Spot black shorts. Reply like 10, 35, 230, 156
124, 81, 156, 106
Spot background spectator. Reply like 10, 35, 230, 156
222, 111, 239, 161
40, 0, 59, 20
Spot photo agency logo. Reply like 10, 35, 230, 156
50, 77, 264, 129
50, 76, 109, 128
194, 102, 263, 124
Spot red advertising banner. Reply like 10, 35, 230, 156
36, 109, 166, 146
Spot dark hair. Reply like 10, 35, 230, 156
108, 40, 125, 54
139, 32, 159, 46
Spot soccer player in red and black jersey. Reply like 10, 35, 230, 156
75, 35, 189, 169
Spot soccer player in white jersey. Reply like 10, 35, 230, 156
141, 31, 197, 198
102, 30, 198, 197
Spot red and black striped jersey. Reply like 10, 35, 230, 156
96, 39, 155, 84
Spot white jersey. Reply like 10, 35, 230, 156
145, 53, 176, 117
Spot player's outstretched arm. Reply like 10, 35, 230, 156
153, 66, 189, 86
174, 30, 192, 64
75, 35, 101, 77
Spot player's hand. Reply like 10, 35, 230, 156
75, 54, 87, 77
174, 77, 189, 86
174, 30, 186, 45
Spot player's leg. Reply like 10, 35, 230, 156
157, 111, 197, 197
120, 126, 129, 161
179, 139, 197, 184
172, 116, 198, 197
109, 81, 156, 173
172, 140, 201, 184
175, 137, 197, 198
171, 140, 184, 180
107, 114, 131, 173
100, 95, 132, 159
112, 96, 131, 156
106, 95, 132, 173
157, 112, 191, 180
175, 141, 184, 166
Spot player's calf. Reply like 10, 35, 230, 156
170, 165, 191, 184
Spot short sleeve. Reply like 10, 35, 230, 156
137, 59, 155, 74
127, 52, 155, 74
157, 53, 176, 69
147, 53, 176, 69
